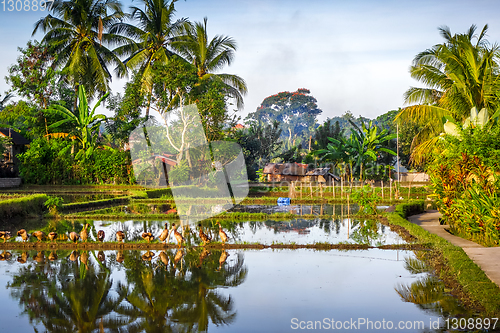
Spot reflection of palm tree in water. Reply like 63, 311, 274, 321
172, 251, 247, 332
8, 250, 126, 332
395, 256, 470, 318
115, 249, 247, 332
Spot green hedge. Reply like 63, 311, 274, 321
145, 188, 172, 198
394, 200, 424, 219
62, 196, 130, 213
0, 194, 48, 218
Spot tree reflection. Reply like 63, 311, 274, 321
8, 250, 128, 332
7, 248, 248, 332
116, 248, 247, 332
396, 256, 470, 318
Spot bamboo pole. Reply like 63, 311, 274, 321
390, 179, 393, 202
309, 183, 313, 198
381, 180, 384, 199
333, 180, 335, 199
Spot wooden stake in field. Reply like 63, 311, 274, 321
390, 179, 393, 202
347, 194, 350, 218
333, 180, 335, 199
309, 183, 313, 198
341, 177, 343, 199
381, 180, 384, 199
319, 183, 323, 199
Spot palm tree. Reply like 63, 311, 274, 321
32, 0, 128, 103
110, 0, 190, 117
47, 85, 108, 159
396, 24, 500, 164
173, 17, 248, 109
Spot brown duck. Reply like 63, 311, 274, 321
32, 231, 46, 242
198, 224, 211, 245
171, 223, 185, 247
17, 229, 29, 242
158, 223, 171, 244
48, 232, 58, 243
80, 224, 89, 242
97, 230, 105, 242
141, 232, 154, 243
0, 231, 11, 243
116, 231, 125, 243
217, 221, 228, 245
69, 232, 80, 243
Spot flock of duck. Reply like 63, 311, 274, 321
0, 221, 229, 247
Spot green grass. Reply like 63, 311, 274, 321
0, 194, 48, 218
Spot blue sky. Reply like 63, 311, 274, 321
1, 0, 500, 121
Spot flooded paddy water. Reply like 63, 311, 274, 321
0, 248, 470, 332
0, 201, 489, 332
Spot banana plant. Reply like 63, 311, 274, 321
48, 86, 108, 160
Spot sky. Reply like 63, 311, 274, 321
1, 0, 500, 121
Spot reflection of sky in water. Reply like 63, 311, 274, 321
0, 249, 467, 332
91, 218, 404, 245
218, 249, 444, 333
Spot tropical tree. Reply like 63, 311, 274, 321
246, 89, 322, 148
110, 0, 190, 117
47, 85, 108, 159
316, 122, 395, 181
174, 17, 247, 109
32, 0, 128, 102
395, 24, 500, 164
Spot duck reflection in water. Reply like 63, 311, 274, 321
141, 250, 155, 261
69, 250, 79, 262
0, 250, 11, 261
197, 248, 211, 268
17, 252, 28, 264
33, 251, 45, 264
116, 251, 124, 263
48, 251, 58, 261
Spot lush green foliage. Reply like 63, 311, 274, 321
429, 121, 500, 245
45, 196, 64, 214
351, 185, 379, 215
316, 121, 396, 181
18, 137, 133, 185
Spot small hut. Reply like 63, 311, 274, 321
0, 128, 30, 176
263, 163, 339, 184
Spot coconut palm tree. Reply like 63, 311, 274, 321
396, 24, 500, 164
173, 17, 248, 109
32, 0, 128, 102
110, 0, 190, 117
